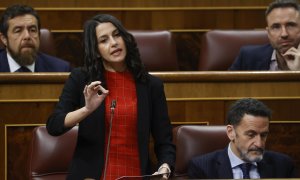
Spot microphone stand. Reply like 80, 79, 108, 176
103, 100, 116, 180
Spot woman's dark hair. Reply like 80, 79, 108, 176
0, 4, 41, 37
82, 14, 148, 83
226, 98, 272, 126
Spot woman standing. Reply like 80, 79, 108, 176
46, 14, 175, 180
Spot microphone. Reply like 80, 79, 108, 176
103, 100, 116, 180
110, 99, 116, 114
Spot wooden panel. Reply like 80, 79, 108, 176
0, 103, 56, 122
169, 99, 300, 125
6, 126, 35, 180
168, 101, 225, 124
0, 8, 267, 30
172, 32, 203, 70
0, 1, 274, 8
267, 122, 300, 172
1, 72, 300, 180
53, 32, 84, 68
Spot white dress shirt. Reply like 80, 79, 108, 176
7, 52, 35, 72
269, 50, 280, 71
227, 143, 260, 179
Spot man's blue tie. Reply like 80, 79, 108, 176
15, 66, 31, 72
239, 163, 252, 179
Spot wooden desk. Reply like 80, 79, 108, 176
1, 71, 300, 180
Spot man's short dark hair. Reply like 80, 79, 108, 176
266, 0, 300, 17
226, 98, 272, 126
0, 4, 41, 37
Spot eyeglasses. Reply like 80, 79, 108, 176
268, 23, 300, 34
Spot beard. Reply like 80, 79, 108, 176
238, 146, 264, 163
7, 43, 38, 66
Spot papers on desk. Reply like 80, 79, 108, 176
116, 173, 164, 180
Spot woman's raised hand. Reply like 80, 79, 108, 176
83, 81, 109, 112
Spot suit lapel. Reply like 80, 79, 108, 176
34, 54, 46, 72
257, 159, 273, 178
0, 49, 11, 72
136, 81, 149, 133
259, 44, 274, 70
135, 80, 150, 175
216, 148, 234, 179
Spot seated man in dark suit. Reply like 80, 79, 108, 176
188, 98, 297, 179
0, 4, 71, 72
230, 0, 300, 71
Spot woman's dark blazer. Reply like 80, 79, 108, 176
46, 68, 176, 180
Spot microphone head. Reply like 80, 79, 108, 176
110, 100, 116, 109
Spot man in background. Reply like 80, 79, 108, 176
188, 98, 297, 179
0, 4, 71, 72
230, 0, 300, 70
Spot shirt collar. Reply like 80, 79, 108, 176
7, 51, 35, 72
270, 50, 276, 62
227, 142, 257, 168
269, 50, 279, 71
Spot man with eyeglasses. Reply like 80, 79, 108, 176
230, 0, 300, 71
0, 4, 71, 72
